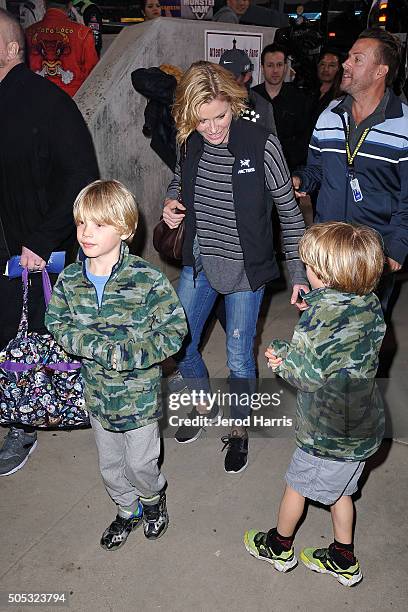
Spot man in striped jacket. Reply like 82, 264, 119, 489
293, 28, 408, 313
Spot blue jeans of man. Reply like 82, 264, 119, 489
176, 267, 264, 422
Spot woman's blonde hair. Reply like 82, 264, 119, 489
172, 61, 248, 145
73, 180, 138, 244
299, 222, 384, 295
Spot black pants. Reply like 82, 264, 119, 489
0, 272, 57, 349
376, 272, 396, 322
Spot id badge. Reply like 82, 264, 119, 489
350, 177, 363, 202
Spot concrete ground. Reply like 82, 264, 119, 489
1, 274, 407, 612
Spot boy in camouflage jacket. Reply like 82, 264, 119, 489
244, 222, 386, 587
45, 180, 187, 550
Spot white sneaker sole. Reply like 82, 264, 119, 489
175, 427, 204, 444
0, 440, 38, 477
300, 557, 363, 586
244, 537, 298, 572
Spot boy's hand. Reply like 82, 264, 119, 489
265, 347, 283, 371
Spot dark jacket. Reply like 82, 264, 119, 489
180, 118, 280, 291
297, 93, 408, 264
0, 63, 99, 265
252, 82, 312, 171
131, 67, 178, 171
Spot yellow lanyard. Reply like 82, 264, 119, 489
346, 122, 370, 167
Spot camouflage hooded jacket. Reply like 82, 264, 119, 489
271, 288, 386, 461
45, 244, 187, 431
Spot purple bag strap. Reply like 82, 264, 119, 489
41, 268, 52, 306
16, 268, 53, 337
22, 267, 52, 307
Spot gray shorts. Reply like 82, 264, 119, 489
285, 447, 365, 506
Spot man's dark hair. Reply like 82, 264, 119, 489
318, 48, 343, 65
358, 28, 401, 87
0, 8, 25, 58
261, 43, 289, 66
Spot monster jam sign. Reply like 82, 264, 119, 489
181, 0, 214, 20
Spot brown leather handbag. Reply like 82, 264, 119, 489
152, 208, 185, 261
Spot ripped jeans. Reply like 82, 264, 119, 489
176, 267, 264, 421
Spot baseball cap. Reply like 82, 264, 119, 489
219, 48, 254, 78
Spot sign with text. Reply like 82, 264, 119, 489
160, 1, 181, 17
205, 30, 264, 85
181, 0, 214, 20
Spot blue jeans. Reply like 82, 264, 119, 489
176, 267, 264, 421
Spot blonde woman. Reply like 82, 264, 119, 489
163, 62, 308, 473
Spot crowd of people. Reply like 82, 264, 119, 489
0, 2, 408, 590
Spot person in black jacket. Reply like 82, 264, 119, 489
252, 43, 312, 172
162, 62, 308, 474
0, 7, 99, 477
68, 0, 103, 56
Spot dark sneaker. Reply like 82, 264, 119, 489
221, 432, 248, 473
100, 505, 143, 551
0, 427, 38, 477
174, 404, 222, 444
244, 530, 298, 572
142, 492, 169, 540
300, 545, 362, 586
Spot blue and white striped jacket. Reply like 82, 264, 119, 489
297, 91, 408, 264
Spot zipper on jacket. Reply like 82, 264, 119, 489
340, 113, 350, 219
192, 262, 197, 288
83, 260, 117, 313
82, 242, 127, 312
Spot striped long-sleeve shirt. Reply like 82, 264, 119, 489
167, 134, 306, 293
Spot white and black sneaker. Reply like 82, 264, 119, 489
174, 404, 223, 444
100, 505, 143, 551
221, 433, 249, 474
142, 492, 169, 540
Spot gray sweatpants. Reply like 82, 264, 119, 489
90, 416, 166, 515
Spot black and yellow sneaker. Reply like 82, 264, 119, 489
244, 530, 298, 572
100, 505, 143, 551
142, 492, 169, 540
300, 545, 363, 586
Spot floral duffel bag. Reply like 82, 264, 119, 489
0, 268, 88, 428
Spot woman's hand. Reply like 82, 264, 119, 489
163, 199, 186, 229
265, 347, 283, 371
291, 284, 310, 311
